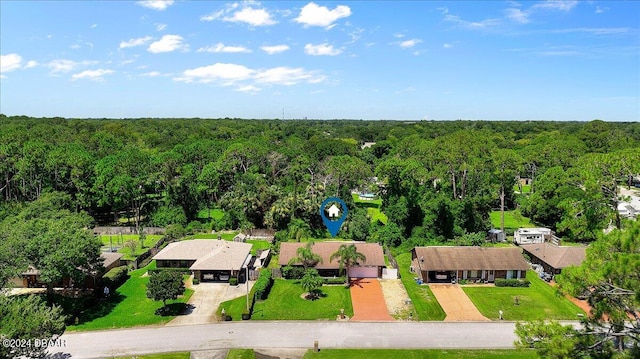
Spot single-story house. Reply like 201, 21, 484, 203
153, 240, 252, 282
411, 246, 530, 283
488, 229, 506, 243
11, 252, 124, 288
278, 242, 385, 278
520, 243, 586, 275
514, 227, 553, 245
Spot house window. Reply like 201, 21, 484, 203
469, 270, 478, 278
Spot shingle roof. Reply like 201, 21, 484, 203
153, 240, 252, 271
278, 241, 385, 269
520, 243, 586, 269
101, 252, 124, 268
413, 246, 530, 271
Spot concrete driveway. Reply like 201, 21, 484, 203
428, 284, 489, 321
166, 280, 254, 326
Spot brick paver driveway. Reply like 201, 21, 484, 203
428, 284, 489, 321
349, 278, 394, 321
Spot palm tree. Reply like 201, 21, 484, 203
330, 244, 367, 286
288, 241, 323, 270
300, 268, 324, 300
288, 218, 310, 242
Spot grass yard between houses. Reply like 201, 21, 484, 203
187, 232, 238, 240
462, 271, 585, 321
66, 261, 193, 331
396, 253, 446, 321
100, 234, 164, 260
302, 349, 537, 359
196, 207, 227, 221
489, 210, 535, 234
114, 352, 191, 359
352, 193, 388, 224
252, 279, 353, 320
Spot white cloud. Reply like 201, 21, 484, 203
147, 35, 187, 53
175, 63, 325, 90
156, 23, 167, 31
201, 3, 276, 26
295, 2, 351, 28
71, 68, 114, 81
304, 43, 342, 56
141, 71, 162, 77
197, 43, 252, 53
260, 45, 290, 54
444, 13, 501, 29
399, 39, 422, 49
1, 53, 23, 73
175, 63, 254, 84
443, 43, 453, 49
595, 6, 607, 14
70, 44, 82, 50
236, 85, 261, 93
393, 33, 405, 38
46, 59, 98, 73
255, 66, 323, 85
532, 0, 578, 12
120, 36, 153, 49
505, 8, 530, 23
91, 24, 98, 29
25, 60, 38, 69
136, 0, 174, 11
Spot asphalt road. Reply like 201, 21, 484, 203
50, 321, 524, 358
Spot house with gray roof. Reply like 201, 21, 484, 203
153, 240, 252, 282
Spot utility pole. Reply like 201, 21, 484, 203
246, 266, 249, 311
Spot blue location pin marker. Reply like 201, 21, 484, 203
320, 197, 348, 237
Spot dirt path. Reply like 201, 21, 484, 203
429, 284, 489, 321
379, 279, 412, 319
349, 278, 394, 321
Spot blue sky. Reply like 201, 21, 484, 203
1, 1, 638, 121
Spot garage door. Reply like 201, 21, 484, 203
348, 266, 378, 278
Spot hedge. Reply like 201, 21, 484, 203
253, 270, 273, 300
324, 277, 346, 285
148, 268, 192, 275
494, 278, 530, 287
100, 265, 128, 289
282, 265, 305, 279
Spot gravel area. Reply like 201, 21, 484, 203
379, 279, 412, 318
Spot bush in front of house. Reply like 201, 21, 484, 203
229, 277, 238, 286
100, 265, 129, 290
148, 268, 192, 275
494, 278, 530, 287
282, 265, 305, 279
324, 277, 347, 285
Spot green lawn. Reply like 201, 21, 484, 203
246, 239, 271, 255
513, 183, 531, 194
352, 193, 388, 224
114, 352, 191, 359
100, 234, 164, 260
302, 349, 536, 359
196, 207, 226, 221
396, 253, 446, 321
463, 271, 585, 321
489, 210, 535, 234
227, 349, 256, 359
67, 262, 194, 331
187, 232, 238, 240
251, 279, 353, 320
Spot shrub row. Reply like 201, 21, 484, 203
229, 277, 238, 286
100, 265, 128, 289
282, 265, 305, 279
324, 277, 346, 285
147, 268, 192, 275
253, 269, 274, 300
494, 278, 530, 287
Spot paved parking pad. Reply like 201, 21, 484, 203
349, 278, 395, 321
428, 284, 489, 321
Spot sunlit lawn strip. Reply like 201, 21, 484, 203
463, 271, 585, 321
489, 210, 535, 232
302, 349, 537, 359
67, 262, 193, 331
114, 352, 191, 359
396, 253, 446, 321
227, 349, 256, 359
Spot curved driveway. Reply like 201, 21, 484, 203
53, 321, 522, 358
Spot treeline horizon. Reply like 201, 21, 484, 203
1, 114, 639, 249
